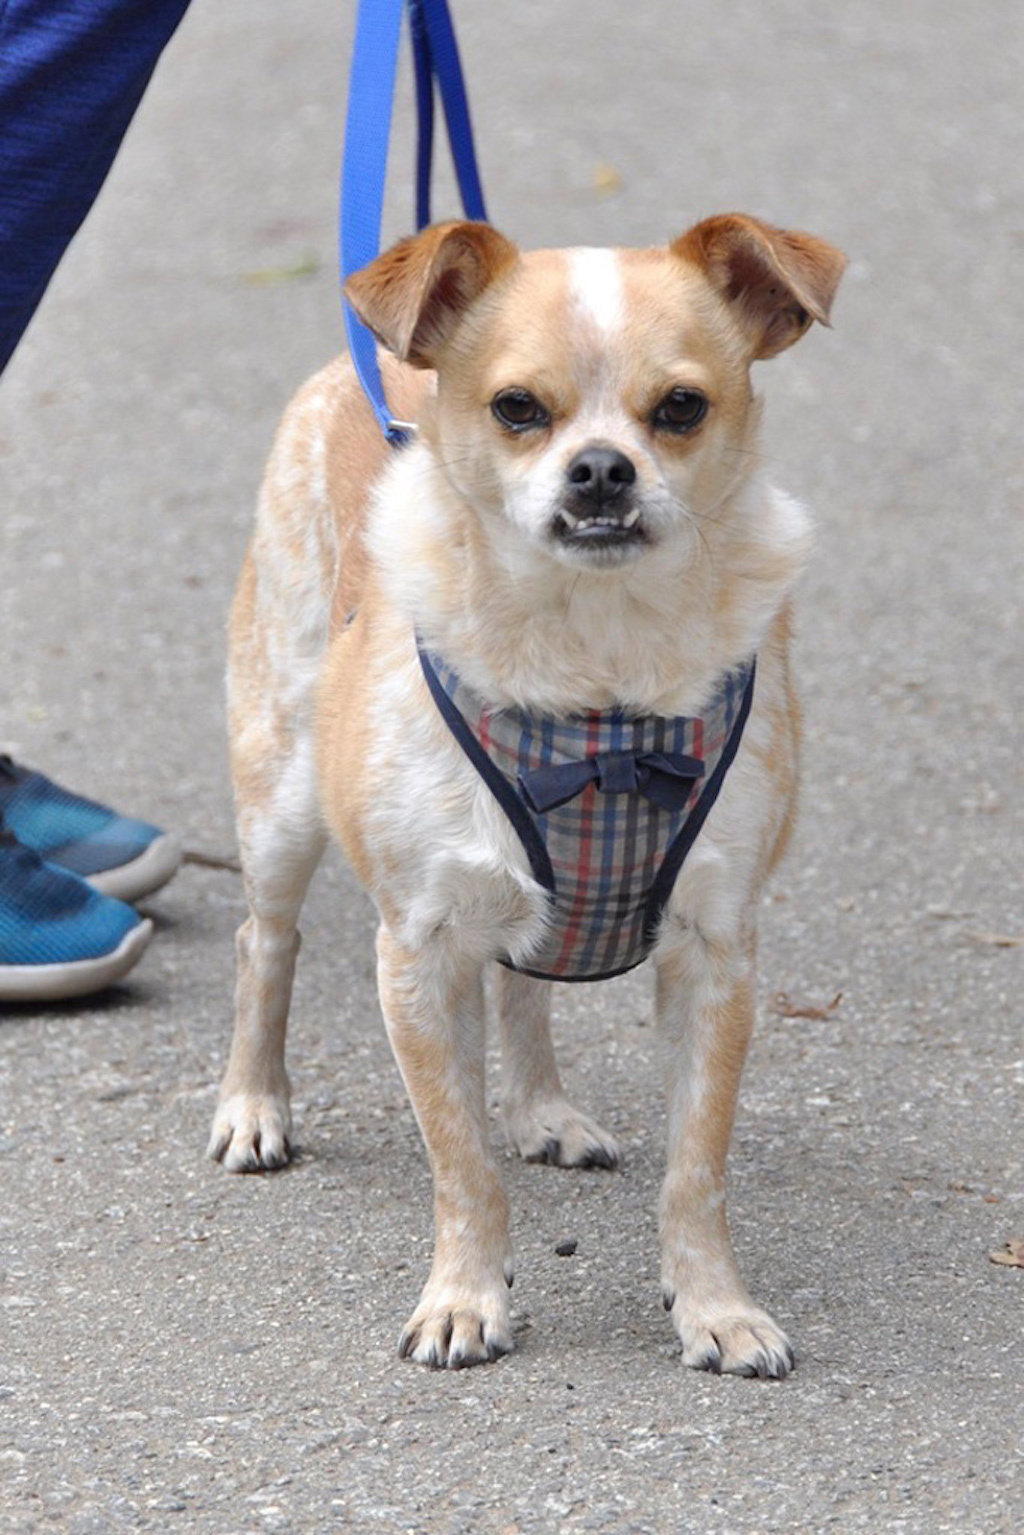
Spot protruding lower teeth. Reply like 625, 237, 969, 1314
559, 508, 641, 533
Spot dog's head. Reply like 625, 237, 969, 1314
346, 216, 844, 572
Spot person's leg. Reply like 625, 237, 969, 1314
0, 0, 192, 372
0, 0, 191, 998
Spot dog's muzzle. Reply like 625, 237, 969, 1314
554, 446, 645, 549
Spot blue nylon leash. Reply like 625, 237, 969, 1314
409, 1, 435, 231
341, 0, 488, 445
411, 0, 488, 224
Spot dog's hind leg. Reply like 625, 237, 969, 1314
495, 967, 620, 1170
209, 552, 328, 1173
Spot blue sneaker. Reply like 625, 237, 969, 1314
0, 756, 181, 903
0, 829, 152, 1002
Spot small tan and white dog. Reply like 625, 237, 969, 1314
209, 213, 844, 1378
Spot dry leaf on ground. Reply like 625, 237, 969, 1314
771, 991, 843, 1020
963, 930, 1024, 948
988, 1237, 1024, 1268
242, 255, 320, 285
592, 162, 622, 195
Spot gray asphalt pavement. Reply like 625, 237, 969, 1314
2, 2, 1022, 1531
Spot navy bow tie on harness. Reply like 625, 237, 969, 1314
519, 749, 705, 815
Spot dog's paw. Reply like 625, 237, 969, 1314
398, 1282, 513, 1370
207, 1092, 292, 1173
504, 1096, 620, 1171
666, 1295, 795, 1380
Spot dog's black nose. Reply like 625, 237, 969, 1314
566, 446, 637, 503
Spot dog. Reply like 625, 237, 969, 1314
208, 213, 845, 1377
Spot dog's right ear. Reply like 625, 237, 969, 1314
344, 221, 519, 369
673, 214, 846, 360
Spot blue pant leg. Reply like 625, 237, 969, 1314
0, 0, 192, 374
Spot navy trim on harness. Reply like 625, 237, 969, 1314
341, 0, 488, 445
642, 660, 757, 947
418, 645, 555, 894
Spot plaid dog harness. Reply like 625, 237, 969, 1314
419, 646, 756, 982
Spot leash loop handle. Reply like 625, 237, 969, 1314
341, 0, 488, 445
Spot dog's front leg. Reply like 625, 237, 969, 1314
377, 925, 513, 1369
655, 931, 794, 1379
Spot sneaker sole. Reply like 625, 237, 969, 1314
0, 918, 153, 1003
88, 834, 183, 903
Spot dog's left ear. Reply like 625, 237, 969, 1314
673, 214, 846, 359
345, 220, 519, 368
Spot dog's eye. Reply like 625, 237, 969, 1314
652, 388, 709, 433
491, 388, 549, 431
